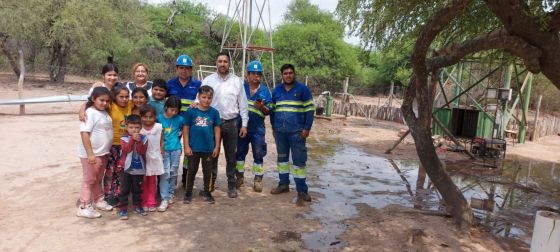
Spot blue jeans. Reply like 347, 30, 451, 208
160, 149, 181, 200
273, 131, 308, 193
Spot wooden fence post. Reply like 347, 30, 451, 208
531, 95, 543, 141
17, 48, 25, 115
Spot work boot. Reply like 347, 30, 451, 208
300, 192, 312, 202
253, 175, 263, 192
296, 192, 311, 207
270, 184, 289, 194
236, 172, 245, 189
228, 184, 238, 198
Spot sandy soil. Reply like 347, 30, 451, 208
506, 136, 560, 163
0, 72, 553, 251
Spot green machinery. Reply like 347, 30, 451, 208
325, 92, 332, 117
431, 62, 533, 144
316, 91, 333, 117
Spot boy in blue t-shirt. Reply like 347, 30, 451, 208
183, 86, 221, 204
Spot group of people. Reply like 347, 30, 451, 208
77, 52, 315, 220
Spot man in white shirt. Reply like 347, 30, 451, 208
201, 52, 248, 198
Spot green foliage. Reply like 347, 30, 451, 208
274, 0, 358, 93
337, 0, 499, 51
367, 40, 413, 87
143, 0, 220, 66
0, 0, 156, 81
284, 0, 343, 35
0, 0, 396, 94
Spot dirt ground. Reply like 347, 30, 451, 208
1, 72, 556, 251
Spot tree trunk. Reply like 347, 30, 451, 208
400, 0, 474, 229
409, 117, 473, 229
402, 73, 473, 229
48, 41, 71, 84
27, 44, 37, 72
48, 43, 60, 82
0, 37, 21, 78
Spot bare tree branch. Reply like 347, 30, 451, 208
409, 0, 472, 120
487, 0, 550, 43
427, 33, 542, 72
411, 0, 472, 77
0, 35, 21, 77
549, 10, 560, 32
487, 0, 560, 89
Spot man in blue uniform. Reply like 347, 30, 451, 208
166, 54, 202, 191
270, 64, 314, 206
235, 60, 272, 192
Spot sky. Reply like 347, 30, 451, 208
146, 0, 361, 45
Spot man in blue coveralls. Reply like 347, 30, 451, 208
166, 54, 202, 193
235, 60, 272, 192
270, 64, 314, 206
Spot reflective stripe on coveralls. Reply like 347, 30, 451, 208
277, 162, 290, 174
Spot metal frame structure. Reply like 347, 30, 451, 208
432, 61, 534, 145
218, 0, 276, 87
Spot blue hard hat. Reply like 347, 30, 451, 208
247, 60, 263, 73
176, 54, 193, 67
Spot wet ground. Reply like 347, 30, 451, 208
301, 137, 560, 251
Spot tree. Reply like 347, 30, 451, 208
338, 0, 560, 228
274, 0, 358, 92
44, 0, 153, 83
0, 0, 46, 78
144, 0, 221, 68
366, 41, 414, 89
0, 0, 151, 83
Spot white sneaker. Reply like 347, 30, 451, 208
95, 200, 113, 211
169, 195, 175, 204
157, 200, 169, 212
77, 205, 102, 219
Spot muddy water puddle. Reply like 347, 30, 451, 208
301, 140, 560, 251
447, 157, 560, 243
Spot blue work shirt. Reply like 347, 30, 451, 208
242, 82, 272, 133
271, 81, 314, 133
167, 76, 201, 118
184, 107, 222, 153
